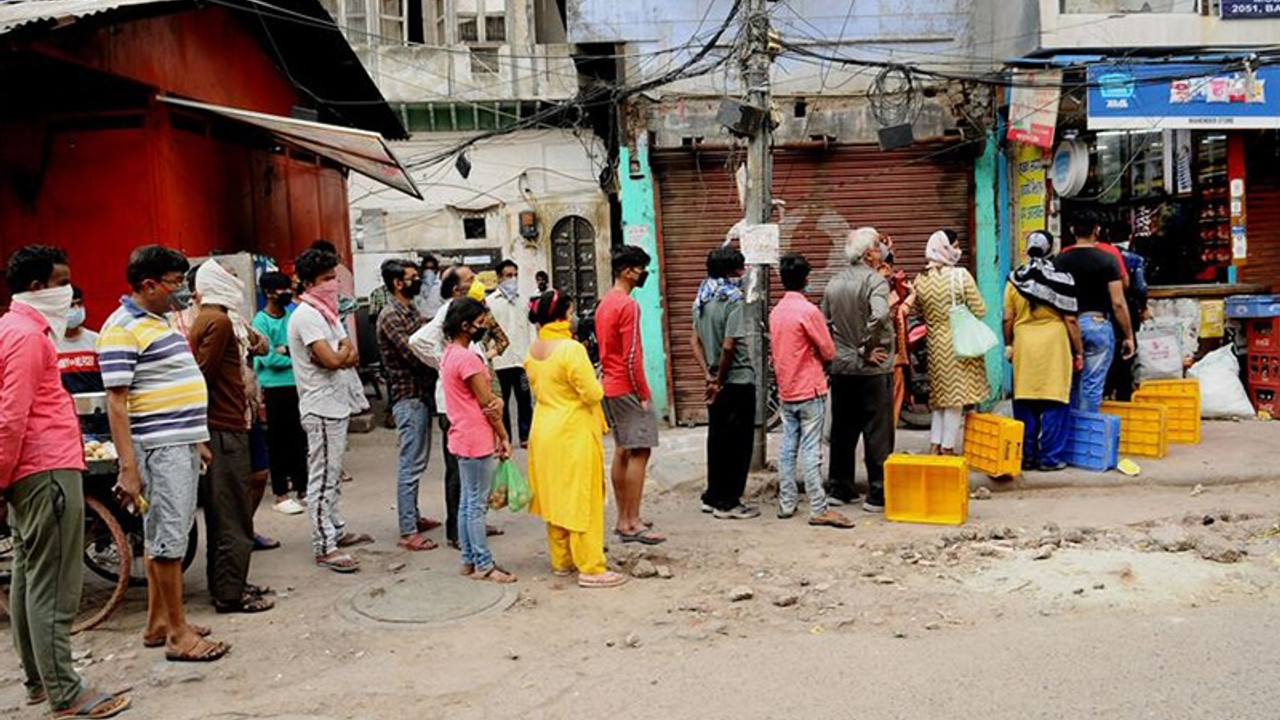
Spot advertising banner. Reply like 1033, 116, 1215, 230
1087, 63, 1280, 130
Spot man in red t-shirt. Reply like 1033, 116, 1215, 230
596, 245, 664, 545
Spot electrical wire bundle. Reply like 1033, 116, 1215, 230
868, 64, 922, 128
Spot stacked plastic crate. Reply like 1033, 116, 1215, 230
1227, 295, 1280, 416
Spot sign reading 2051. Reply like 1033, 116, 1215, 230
1221, 1, 1280, 18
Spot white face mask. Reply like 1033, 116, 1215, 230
12, 284, 74, 340
67, 305, 86, 330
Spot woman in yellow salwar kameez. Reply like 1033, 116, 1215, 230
524, 290, 628, 589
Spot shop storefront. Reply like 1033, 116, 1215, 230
1011, 59, 1280, 359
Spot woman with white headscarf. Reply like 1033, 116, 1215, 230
903, 230, 989, 455
1004, 230, 1083, 472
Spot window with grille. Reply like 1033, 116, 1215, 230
379, 0, 405, 41
457, 13, 479, 42
484, 14, 506, 43
344, 0, 367, 36
469, 47, 500, 74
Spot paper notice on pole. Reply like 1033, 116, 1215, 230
740, 223, 780, 265
1007, 70, 1062, 149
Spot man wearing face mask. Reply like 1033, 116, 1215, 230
100, 245, 228, 662
55, 285, 104, 394
488, 260, 534, 447
1, 246, 134, 716
414, 252, 445, 321
288, 247, 371, 573
690, 246, 759, 521
253, 272, 309, 513
188, 259, 274, 614
596, 245, 665, 545
376, 258, 442, 551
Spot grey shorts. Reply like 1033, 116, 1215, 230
137, 443, 201, 560
603, 394, 659, 449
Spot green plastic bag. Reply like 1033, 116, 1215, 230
496, 459, 532, 513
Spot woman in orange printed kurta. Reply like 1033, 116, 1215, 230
524, 291, 627, 589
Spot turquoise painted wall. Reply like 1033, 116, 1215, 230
974, 131, 1007, 404
618, 143, 669, 420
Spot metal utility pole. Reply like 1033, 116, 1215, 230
742, 0, 773, 470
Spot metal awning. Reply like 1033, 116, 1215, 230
159, 95, 421, 199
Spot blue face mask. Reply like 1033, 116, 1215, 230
67, 305, 86, 330
803, 284, 812, 294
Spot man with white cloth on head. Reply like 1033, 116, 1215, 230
188, 259, 274, 613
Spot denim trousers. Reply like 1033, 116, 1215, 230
457, 455, 496, 572
1013, 399, 1071, 467
1072, 313, 1115, 413
778, 396, 828, 517
391, 397, 431, 536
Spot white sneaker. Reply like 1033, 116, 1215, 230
274, 498, 305, 515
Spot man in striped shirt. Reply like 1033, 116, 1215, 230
100, 245, 229, 662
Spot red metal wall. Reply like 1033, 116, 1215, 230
0, 8, 352, 323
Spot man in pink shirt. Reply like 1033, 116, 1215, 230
768, 253, 854, 528
596, 245, 664, 545
1, 245, 131, 717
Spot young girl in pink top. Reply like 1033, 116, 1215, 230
440, 298, 515, 583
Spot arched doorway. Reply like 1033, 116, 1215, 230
549, 215, 599, 312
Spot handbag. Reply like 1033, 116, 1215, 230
947, 268, 998, 358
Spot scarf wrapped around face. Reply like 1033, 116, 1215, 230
925, 230, 963, 268
1010, 231, 1077, 314
196, 259, 252, 350
692, 276, 744, 319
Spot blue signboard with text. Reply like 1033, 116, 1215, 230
1087, 63, 1280, 130
1221, 1, 1280, 19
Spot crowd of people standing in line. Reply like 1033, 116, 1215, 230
0, 209, 1146, 716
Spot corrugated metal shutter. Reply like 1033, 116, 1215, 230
1243, 182, 1280, 292
654, 142, 975, 425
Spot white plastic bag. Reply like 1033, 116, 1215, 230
1135, 330, 1184, 383
1188, 346, 1254, 419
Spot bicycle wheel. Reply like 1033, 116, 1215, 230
75, 496, 131, 634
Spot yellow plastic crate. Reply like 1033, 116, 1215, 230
884, 454, 969, 526
963, 413, 1024, 477
1099, 401, 1169, 458
1133, 379, 1201, 445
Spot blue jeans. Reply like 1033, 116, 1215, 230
778, 396, 828, 517
392, 398, 431, 536
457, 455, 496, 572
1013, 399, 1070, 467
1072, 313, 1115, 413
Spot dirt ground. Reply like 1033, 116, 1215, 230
5, 426, 1280, 719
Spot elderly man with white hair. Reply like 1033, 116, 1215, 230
821, 226, 895, 512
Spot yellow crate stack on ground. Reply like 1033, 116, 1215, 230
884, 454, 969, 526
1100, 401, 1169, 458
1132, 379, 1201, 445
963, 413, 1024, 477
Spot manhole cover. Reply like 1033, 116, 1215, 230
339, 570, 517, 628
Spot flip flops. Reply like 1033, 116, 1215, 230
397, 533, 438, 551
164, 636, 231, 663
336, 532, 375, 548
51, 688, 132, 719
142, 623, 211, 649
615, 528, 666, 545
316, 552, 361, 573
578, 571, 628, 589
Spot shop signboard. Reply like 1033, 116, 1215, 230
1087, 63, 1280, 129
1014, 144, 1048, 262
1007, 70, 1063, 148
1220, 1, 1280, 19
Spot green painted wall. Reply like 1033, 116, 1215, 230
618, 143, 669, 420
974, 131, 1006, 404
